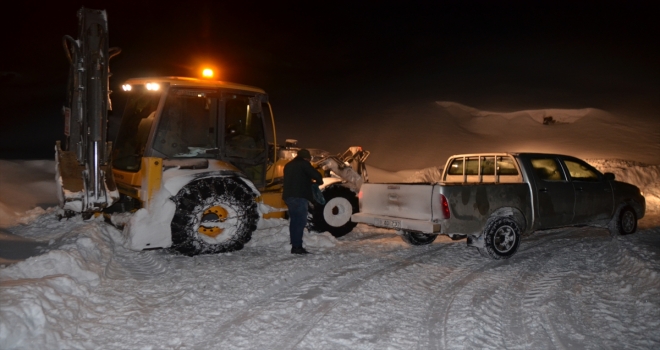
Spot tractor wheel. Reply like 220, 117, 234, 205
308, 185, 359, 237
401, 230, 437, 245
170, 177, 259, 256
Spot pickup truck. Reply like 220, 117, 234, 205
351, 153, 645, 259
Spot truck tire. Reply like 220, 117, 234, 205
608, 205, 637, 236
308, 185, 359, 237
477, 216, 521, 259
170, 177, 259, 256
401, 230, 437, 245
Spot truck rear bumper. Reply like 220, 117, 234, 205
351, 212, 441, 233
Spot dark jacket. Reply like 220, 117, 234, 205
282, 156, 323, 201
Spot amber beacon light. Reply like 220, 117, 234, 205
202, 68, 214, 78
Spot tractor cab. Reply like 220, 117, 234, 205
112, 77, 271, 190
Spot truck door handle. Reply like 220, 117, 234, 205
576, 187, 584, 192
539, 188, 548, 193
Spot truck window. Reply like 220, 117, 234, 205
465, 157, 479, 175
531, 158, 566, 181
564, 159, 600, 181
465, 157, 480, 182
481, 156, 496, 182
497, 156, 519, 176
481, 156, 495, 175
447, 158, 463, 175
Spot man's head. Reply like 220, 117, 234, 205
297, 149, 312, 161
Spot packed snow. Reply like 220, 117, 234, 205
1, 103, 659, 349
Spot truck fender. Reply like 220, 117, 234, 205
616, 199, 645, 221
467, 207, 526, 249
490, 207, 527, 234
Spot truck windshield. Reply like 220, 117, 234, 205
113, 87, 162, 171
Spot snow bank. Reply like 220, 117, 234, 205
437, 101, 602, 125
0, 214, 119, 349
361, 102, 659, 171
120, 188, 175, 251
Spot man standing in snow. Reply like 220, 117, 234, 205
283, 149, 323, 254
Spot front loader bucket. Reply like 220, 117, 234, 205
56, 141, 118, 213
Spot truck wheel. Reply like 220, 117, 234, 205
478, 216, 521, 259
608, 205, 637, 235
308, 185, 359, 237
170, 177, 259, 256
401, 230, 437, 245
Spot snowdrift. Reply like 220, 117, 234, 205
360, 102, 659, 171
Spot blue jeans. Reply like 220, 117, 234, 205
284, 197, 308, 248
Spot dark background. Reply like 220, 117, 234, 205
1, 1, 658, 161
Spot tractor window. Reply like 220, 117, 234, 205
153, 88, 218, 158
222, 93, 267, 187
113, 87, 161, 171
224, 95, 266, 159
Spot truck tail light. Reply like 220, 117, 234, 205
440, 194, 450, 219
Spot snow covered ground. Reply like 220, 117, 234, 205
1, 103, 659, 349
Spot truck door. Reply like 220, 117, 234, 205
529, 157, 575, 228
562, 157, 614, 224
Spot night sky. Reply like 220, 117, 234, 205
1, 1, 658, 160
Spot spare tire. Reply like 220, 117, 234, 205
170, 176, 259, 256
308, 185, 359, 237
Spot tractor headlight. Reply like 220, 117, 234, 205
146, 83, 160, 91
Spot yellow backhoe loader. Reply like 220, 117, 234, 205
56, 8, 369, 255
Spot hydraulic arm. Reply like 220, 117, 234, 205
56, 8, 120, 213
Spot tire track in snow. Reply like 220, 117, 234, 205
272, 243, 458, 350
104, 248, 169, 280
474, 227, 658, 350
209, 242, 452, 349
421, 227, 597, 350
575, 228, 660, 349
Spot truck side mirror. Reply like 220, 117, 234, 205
604, 172, 615, 181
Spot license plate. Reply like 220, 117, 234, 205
375, 218, 401, 228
